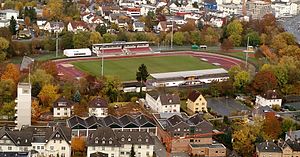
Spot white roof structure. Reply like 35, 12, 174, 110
150, 68, 228, 79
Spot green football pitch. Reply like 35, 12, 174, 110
72, 55, 218, 81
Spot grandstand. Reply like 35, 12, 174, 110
92, 41, 152, 56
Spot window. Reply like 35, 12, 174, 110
121, 152, 125, 155
64, 108, 67, 111
50, 146, 54, 150
196, 103, 199, 106
57, 113, 60, 115
102, 141, 105, 144
57, 108, 60, 111
128, 138, 131, 142
62, 147, 65, 150
109, 141, 112, 144
37, 146, 40, 149
138, 145, 141, 148
146, 145, 150, 149
54, 140, 56, 143
60, 140, 62, 143
8, 146, 12, 150
146, 152, 150, 156
56, 134, 60, 137
33, 146, 35, 149
102, 146, 105, 150
64, 113, 67, 115
92, 147, 95, 150
111, 154, 114, 157
41, 146, 44, 149
22, 89, 29, 94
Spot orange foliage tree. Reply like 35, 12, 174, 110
32, 99, 41, 121
71, 137, 86, 153
41, 61, 58, 77
1, 63, 20, 83
38, 84, 59, 107
264, 113, 282, 140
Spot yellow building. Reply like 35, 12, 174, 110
186, 90, 207, 113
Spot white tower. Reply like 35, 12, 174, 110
15, 83, 31, 129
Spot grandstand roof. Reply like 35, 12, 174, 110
150, 68, 228, 80
93, 41, 149, 46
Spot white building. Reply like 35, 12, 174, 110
145, 92, 180, 113
218, 4, 243, 15
53, 97, 74, 119
255, 90, 282, 107
15, 83, 31, 130
0, 9, 19, 20
140, 4, 156, 16
86, 127, 154, 157
88, 97, 108, 117
271, 2, 298, 18
67, 21, 89, 33
133, 22, 145, 32
43, 22, 64, 33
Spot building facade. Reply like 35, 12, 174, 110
15, 83, 31, 129
255, 90, 282, 107
186, 90, 208, 113
145, 92, 180, 113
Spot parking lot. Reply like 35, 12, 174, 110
207, 97, 251, 116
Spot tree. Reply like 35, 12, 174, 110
233, 71, 250, 92
245, 31, 260, 47
38, 84, 59, 107
232, 124, 257, 156
180, 20, 196, 32
221, 39, 233, 51
0, 27, 12, 41
24, 16, 31, 28
251, 70, 278, 94
46, 0, 63, 20
0, 79, 16, 104
282, 118, 296, 134
102, 77, 121, 102
130, 145, 136, 157
73, 31, 91, 48
263, 113, 281, 140
61, 31, 74, 49
71, 137, 86, 153
9, 16, 17, 35
0, 101, 15, 120
0, 37, 9, 61
228, 66, 242, 81
229, 34, 242, 47
89, 31, 102, 45
73, 90, 81, 103
189, 31, 201, 45
226, 20, 243, 47
95, 24, 107, 35
1, 63, 20, 83
136, 64, 149, 92
32, 100, 41, 121
31, 82, 42, 97
103, 33, 117, 43
30, 69, 54, 87
173, 32, 185, 45
41, 61, 58, 77
271, 32, 297, 52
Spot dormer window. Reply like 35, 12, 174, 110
95, 137, 99, 144
102, 141, 105, 144
56, 134, 60, 138
138, 138, 142, 142
109, 141, 112, 144
128, 138, 131, 142
121, 138, 124, 141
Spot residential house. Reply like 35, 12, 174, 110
82, 13, 104, 24
0, 9, 19, 20
53, 97, 74, 119
67, 114, 157, 137
156, 21, 178, 32
86, 127, 154, 157
126, 8, 141, 17
133, 22, 145, 31
0, 125, 72, 157
256, 141, 282, 157
90, 152, 109, 157
36, 19, 47, 30
285, 130, 300, 141
255, 90, 282, 107
248, 0, 273, 19
140, 4, 156, 16
252, 106, 276, 119
99, 6, 120, 20
88, 97, 108, 117
153, 112, 226, 156
145, 92, 180, 113
279, 139, 300, 156
0, 19, 10, 27
204, 0, 218, 11
186, 90, 208, 113
116, 18, 129, 28
43, 22, 64, 33
67, 21, 89, 33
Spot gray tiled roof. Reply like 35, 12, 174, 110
256, 142, 282, 153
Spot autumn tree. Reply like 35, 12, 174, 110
233, 71, 250, 92
103, 33, 117, 43
1, 63, 20, 83
282, 118, 297, 134
41, 61, 58, 77
46, 0, 64, 20
38, 84, 60, 107
0, 101, 16, 120
24, 16, 31, 28
226, 20, 243, 46
102, 77, 121, 102
180, 20, 196, 32
259, 45, 278, 63
221, 39, 233, 52
173, 32, 185, 45
95, 24, 107, 35
32, 99, 41, 121
263, 113, 281, 140
89, 31, 102, 44
271, 32, 297, 53
244, 31, 260, 46
61, 31, 74, 49
71, 137, 86, 153
251, 70, 278, 94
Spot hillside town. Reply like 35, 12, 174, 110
0, 0, 299, 157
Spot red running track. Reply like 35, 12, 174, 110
55, 51, 245, 79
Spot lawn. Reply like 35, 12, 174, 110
72, 55, 218, 81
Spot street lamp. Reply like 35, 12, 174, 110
54, 23, 60, 58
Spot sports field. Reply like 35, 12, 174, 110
72, 55, 218, 81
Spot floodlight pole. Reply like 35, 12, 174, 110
171, 17, 174, 49
101, 48, 104, 77
245, 36, 249, 69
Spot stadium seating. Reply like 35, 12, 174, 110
102, 48, 123, 54
126, 47, 152, 53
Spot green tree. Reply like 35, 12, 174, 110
61, 31, 74, 49
130, 145, 136, 157
95, 24, 107, 36
9, 16, 17, 35
173, 32, 185, 45
31, 82, 42, 97
0, 37, 9, 61
46, 0, 63, 20
73, 31, 91, 48
282, 118, 296, 133
136, 64, 149, 92
245, 31, 260, 46
226, 20, 243, 36
233, 71, 250, 92
73, 90, 81, 103
30, 69, 54, 87
0, 79, 16, 104
229, 34, 242, 47
103, 33, 117, 43
0, 101, 15, 120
